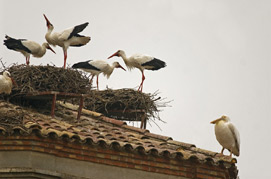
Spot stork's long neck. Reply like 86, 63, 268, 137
45, 27, 52, 37
45, 27, 54, 44
3, 73, 12, 86
34, 43, 47, 57
119, 52, 129, 64
104, 64, 115, 79
3, 74, 10, 81
119, 51, 133, 70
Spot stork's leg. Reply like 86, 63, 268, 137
26, 57, 30, 65
221, 147, 225, 155
138, 71, 145, 92
229, 147, 234, 157
96, 75, 99, 90
215, 147, 225, 157
89, 75, 94, 85
63, 49, 67, 69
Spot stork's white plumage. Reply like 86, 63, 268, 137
108, 50, 166, 92
72, 60, 126, 90
43, 14, 91, 68
211, 115, 240, 157
3, 35, 56, 65
0, 71, 16, 95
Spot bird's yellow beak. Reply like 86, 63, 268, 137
210, 118, 221, 124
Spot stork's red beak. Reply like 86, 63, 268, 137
47, 45, 56, 54
108, 51, 119, 59
43, 14, 52, 27
117, 64, 126, 71
10, 77, 17, 87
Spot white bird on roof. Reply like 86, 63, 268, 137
72, 60, 126, 90
0, 71, 16, 95
43, 14, 91, 69
211, 115, 240, 157
108, 50, 166, 92
3, 35, 56, 65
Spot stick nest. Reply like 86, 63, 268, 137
6, 64, 91, 95
0, 64, 168, 123
82, 88, 165, 122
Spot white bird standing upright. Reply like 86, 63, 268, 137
43, 14, 91, 68
0, 71, 16, 94
3, 35, 56, 65
211, 115, 240, 157
72, 60, 126, 90
108, 50, 166, 92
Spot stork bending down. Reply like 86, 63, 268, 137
108, 50, 166, 92
72, 60, 126, 90
4, 35, 55, 65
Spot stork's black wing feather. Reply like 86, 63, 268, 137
68, 22, 89, 40
142, 58, 166, 71
72, 60, 100, 71
3, 35, 31, 53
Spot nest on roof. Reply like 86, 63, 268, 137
0, 64, 168, 123
2, 64, 91, 96
83, 88, 166, 122
0, 105, 26, 131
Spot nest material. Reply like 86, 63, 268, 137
83, 89, 163, 122
6, 64, 91, 95
0, 106, 26, 131
0, 64, 167, 123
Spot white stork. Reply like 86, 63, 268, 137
0, 71, 16, 95
108, 50, 166, 92
4, 35, 56, 65
211, 115, 240, 157
72, 60, 126, 90
43, 14, 91, 68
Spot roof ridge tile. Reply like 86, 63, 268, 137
144, 132, 173, 142
100, 116, 126, 126
168, 140, 196, 149
121, 125, 149, 134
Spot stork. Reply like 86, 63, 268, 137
211, 115, 240, 157
72, 60, 126, 90
43, 14, 91, 68
0, 71, 16, 95
3, 35, 56, 65
108, 50, 166, 92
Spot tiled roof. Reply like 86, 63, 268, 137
0, 100, 238, 178
0, 100, 236, 164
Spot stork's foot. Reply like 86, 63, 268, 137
215, 153, 233, 159
137, 84, 143, 92
225, 155, 233, 159
215, 153, 224, 157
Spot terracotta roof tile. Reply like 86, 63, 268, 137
0, 100, 237, 168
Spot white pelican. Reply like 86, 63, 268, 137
108, 50, 166, 92
211, 115, 240, 157
4, 35, 55, 65
43, 14, 91, 68
72, 60, 126, 90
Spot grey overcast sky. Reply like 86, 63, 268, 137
1, 0, 270, 178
